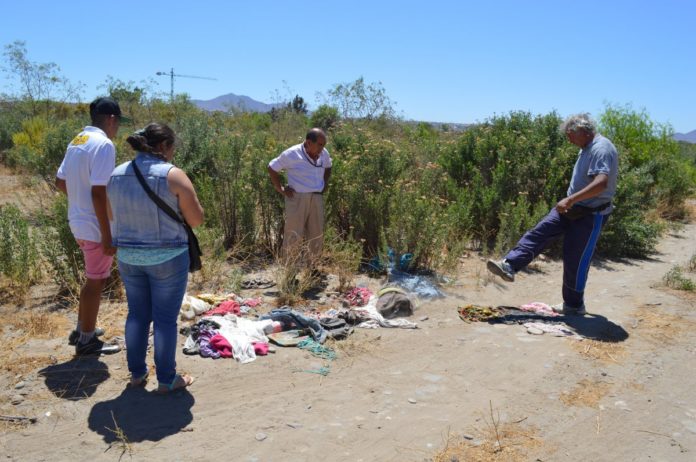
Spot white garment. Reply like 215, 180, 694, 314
268, 143, 332, 193
202, 315, 271, 363
355, 296, 418, 329
523, 322, 582, 339
56, 126, 116, 242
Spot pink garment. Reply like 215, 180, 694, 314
77, 239, 113, 280
204, 300, 241, 316
345, 287, 373, 307
519, 302, 559, 317
210, 334, 234, 358
242, 298, 262, 308
253, 342, 269, 356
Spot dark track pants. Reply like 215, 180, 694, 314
504, 209, 609, 308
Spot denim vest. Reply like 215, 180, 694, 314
108, 152, 188, 248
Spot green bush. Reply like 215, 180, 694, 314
663, 266, 695, 291
0, 204, 40, 293
37, 195, 84, 296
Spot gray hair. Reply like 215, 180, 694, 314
560, 113, 596, 135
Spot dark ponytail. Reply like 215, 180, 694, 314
126, 123, 176, 157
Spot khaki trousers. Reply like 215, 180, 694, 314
283, 192, 324, 262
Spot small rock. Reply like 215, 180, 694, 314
419, 316, 429, 322
408, 398, 417, 404
601, 372, 607, 376
286, 422, 302, 429
462, 434, 475, 440
11, 395, 24, 405
113, 366, 121, 370
255, 432, 267, 441
14, 381, 26, 389
527, 327, 544, 335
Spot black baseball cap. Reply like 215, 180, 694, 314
89, 97, 132, 123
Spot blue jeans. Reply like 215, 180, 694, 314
118, 251, 189, 385
504, 208, 609, 308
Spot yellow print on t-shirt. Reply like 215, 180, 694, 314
70, 134, 90, 145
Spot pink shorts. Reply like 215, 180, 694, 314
77, 240, 113, 280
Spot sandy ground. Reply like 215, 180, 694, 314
1, 173, 695, 461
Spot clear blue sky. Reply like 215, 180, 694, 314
1, 0, 694, 132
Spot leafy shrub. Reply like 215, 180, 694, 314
0, 204, 40, 294
663, 266, 695, 291
37, 195, 84, 296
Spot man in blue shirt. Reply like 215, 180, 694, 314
487, 114, 619, 315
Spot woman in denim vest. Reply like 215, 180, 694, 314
108, 123, 203, 393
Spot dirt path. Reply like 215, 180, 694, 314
1, 219, 695, 461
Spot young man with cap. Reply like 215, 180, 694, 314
55, 97, 129, 355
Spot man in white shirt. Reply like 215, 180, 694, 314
55, 97, 128, 355
268, 128, 332, 265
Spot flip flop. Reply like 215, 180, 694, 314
128, 371, 149, 388
156, 374, 194, 394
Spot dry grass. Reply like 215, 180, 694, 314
570, 339, 626, 363
325, 330, 378, 359
433, 423, 543, 462
1, 353, 62, 375
559, 379, 612, 408
97, 302, 129, 339
631, 304, 694, 345
106, 411, 133, 461
7, 309, 69, 339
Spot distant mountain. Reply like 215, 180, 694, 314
191, 93, 282, 113
674, 130, 696, 143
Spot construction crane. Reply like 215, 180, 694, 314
155, 68, 217, 101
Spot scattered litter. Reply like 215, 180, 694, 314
293, 366, 331, 376
458, 305, 500, 322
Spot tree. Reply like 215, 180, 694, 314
310, 104, 340, 131
323, 77, 395, 120
289, 94, 308, 115
1, 40, 83, 117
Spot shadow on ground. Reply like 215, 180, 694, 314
38, 357, 110, 400
489, 309, 629, 342
88, 387, 194, 444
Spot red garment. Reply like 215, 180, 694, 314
209, 334, 233, 358
344, 287, 373, 307
204, 300, 241, 316
253, 342, 269, 356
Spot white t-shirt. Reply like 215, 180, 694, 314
268, 143, 332, 193
56, 126, 116, 242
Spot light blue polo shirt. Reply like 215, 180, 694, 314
567, 134, 619, 214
